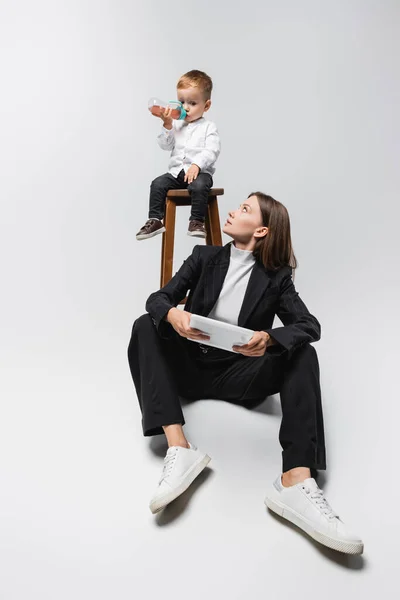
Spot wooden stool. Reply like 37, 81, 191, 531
160, 188, 224, 291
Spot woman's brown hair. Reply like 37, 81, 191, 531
250, 192, 298, 272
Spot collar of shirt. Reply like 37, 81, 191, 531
176, 116, 205, 130
230, 243, 256, 265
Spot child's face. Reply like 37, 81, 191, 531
177, 86, 211, 122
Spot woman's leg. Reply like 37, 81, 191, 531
206, 344, 326, 474
163, 424, 189, 448
255, 346, 363, 554
277, 344, 326, 476
127, 314, 211, 513
127, 313, 200, 437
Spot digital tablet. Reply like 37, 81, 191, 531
188, 314, 255, 354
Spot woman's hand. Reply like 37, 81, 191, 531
167, 308, 210, 341
233, 331, 273, 357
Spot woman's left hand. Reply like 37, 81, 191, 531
233, 331, 272, 357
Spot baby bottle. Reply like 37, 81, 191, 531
148, 97, 187, 120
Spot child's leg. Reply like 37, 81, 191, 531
149, 172, 185, 220
137, 171, 186, 240
187, 173, 213, 222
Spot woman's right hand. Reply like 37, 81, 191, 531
157, 106, 173, 130
167, 308, 210, 341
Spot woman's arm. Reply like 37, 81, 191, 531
264, 267, 321, 353
145, 245, 202, 331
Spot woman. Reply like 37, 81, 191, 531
128, 192, 363, 555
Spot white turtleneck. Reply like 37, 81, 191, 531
207, 243, 256, 326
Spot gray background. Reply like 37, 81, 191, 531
1, 0, 399, 598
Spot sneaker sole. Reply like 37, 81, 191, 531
187, 231, 206, 238
150, 454, 211, 514
136, 227, 166, 241
264, 496, 364, 555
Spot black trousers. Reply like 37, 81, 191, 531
148, 170, 213, 222
128, 314, 326, 473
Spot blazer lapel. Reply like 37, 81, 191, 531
201, 243, 232, 316
238, 260, 271, 326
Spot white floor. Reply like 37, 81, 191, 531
1, 1, 400, 598
1, 222, 398, 598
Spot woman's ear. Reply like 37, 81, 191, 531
254, 226, 268, 239
204, 99, 211, 112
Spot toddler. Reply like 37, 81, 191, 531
136, 70, 221, 240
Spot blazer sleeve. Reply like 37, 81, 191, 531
146, 245, 202, 332
265, 267, 321, 353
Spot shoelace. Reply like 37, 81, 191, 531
304, 486, 338, 519
159, 448, 178, 484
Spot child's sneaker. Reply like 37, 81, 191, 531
187, 219, 206, 238
149, 443, 211, 514
136, 219, 166, 240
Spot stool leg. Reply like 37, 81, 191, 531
207, 196, 223, 246
160, 199, 176, 288
205, 207, 212, 246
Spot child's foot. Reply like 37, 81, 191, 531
264, 476, 364, 554
149, 443, 211, 514
187, 219, 206, 238
136, 219, 166, 240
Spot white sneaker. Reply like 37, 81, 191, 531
265, 476, 364, 555
149, 443, 211, 514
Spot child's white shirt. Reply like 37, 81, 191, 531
157, 117, 221, 177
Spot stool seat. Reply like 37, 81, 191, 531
167, 188, 224, 199
160, 187, 224, 302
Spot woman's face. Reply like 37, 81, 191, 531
223, 195, 267, 243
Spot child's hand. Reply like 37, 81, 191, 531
184, 164, 200, 184
156, 107, 173, 130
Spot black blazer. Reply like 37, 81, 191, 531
146, 243, 321, 354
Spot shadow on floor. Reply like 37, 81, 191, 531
179, 393, 283, 416
250, 394, 282, 416
149, 434, 169, 458
149, 396, 328, 486
266, 508, 366, 570
154, 467, 214, 526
